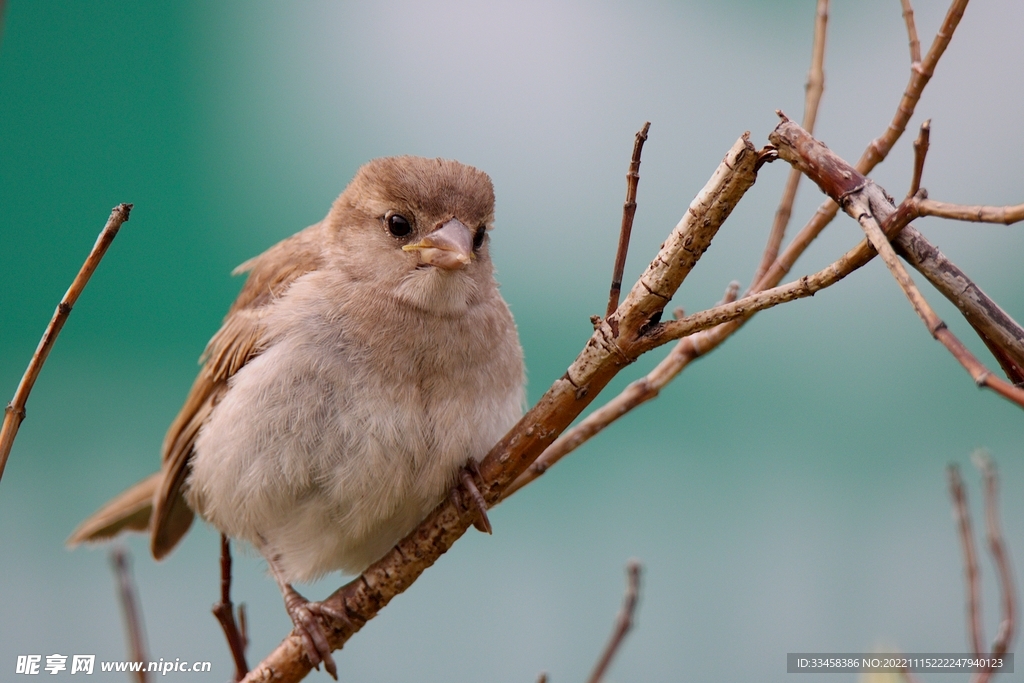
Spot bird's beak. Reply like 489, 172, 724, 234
402, 218, 474, 270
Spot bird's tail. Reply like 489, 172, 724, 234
66, 472, 160, 546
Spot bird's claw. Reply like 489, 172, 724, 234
282, 587, 349, 680
452, 459, 492, 534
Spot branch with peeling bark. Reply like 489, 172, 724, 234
769, 114, 1024, 409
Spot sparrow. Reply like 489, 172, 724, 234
68, 156, 526, 677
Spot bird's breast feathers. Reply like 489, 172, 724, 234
185, 268, 524, 580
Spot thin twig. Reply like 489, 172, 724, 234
587, 561, 642, 683
971, 451, 1016, 683
213, 534, 249, 681
0, 203, 132, 483
111, 547, 150, 683
752, 0, 828, 286
912, 197, 1024, 225
770, 115, 1024, 410
861, 0, 968, 170
606, 122, 651, 319
901, 0, 922, 65
908, 119, 931, 199
948, 465, 984, 657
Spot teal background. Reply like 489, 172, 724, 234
2, 1, 1023, 681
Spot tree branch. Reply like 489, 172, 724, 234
908, 119, 930, 199
948, 464, 984, 657
901, 0, 922, 66
752, 0, 828, 286
606, 122, 651, 319
892, 225, 1024, 376
769, 115, 1024, 409
111, 547, 150, 683
911, 197, 1024, 225
586, 561, 642, 683
972, 451, 1016, 683
506, 281, 739, 497
212, 534, 249, 681
0, 203, 132, 483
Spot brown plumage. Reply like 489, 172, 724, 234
69, 156, 525, 677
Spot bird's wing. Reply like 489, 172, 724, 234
151, 223, 326, 558
69, 223, 326, 556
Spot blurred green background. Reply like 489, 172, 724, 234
2, 1, 1023, 681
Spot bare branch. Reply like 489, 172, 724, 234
770, 115, 1024, 409
752, 0, 828, 286
240, 136, 762, 683
212, 534, 249, 681
111, 547, 150, 683
607, 122, 651, 319
587, 561, 643, 683
506, 281, 738, 496
876, 199, 1024, 384
0, 203, 132, 483
860, 0, 968, 170
948, 465, 984, 657
901, 0, 922, 65
892, 226, 1024, 375
972, 451, 1016, 683
913, 197, 1024, 225
908, 119, 931, 199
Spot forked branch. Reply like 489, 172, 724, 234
769, 115, 1024, 409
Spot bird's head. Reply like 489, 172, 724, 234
326, 156, 498, 316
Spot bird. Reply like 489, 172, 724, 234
68, 156, 526, 677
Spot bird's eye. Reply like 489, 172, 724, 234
473, 225, 486, 250
386, 214, 412, 238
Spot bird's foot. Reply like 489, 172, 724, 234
281, 585, 351, 680
451, 459, 492, 534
